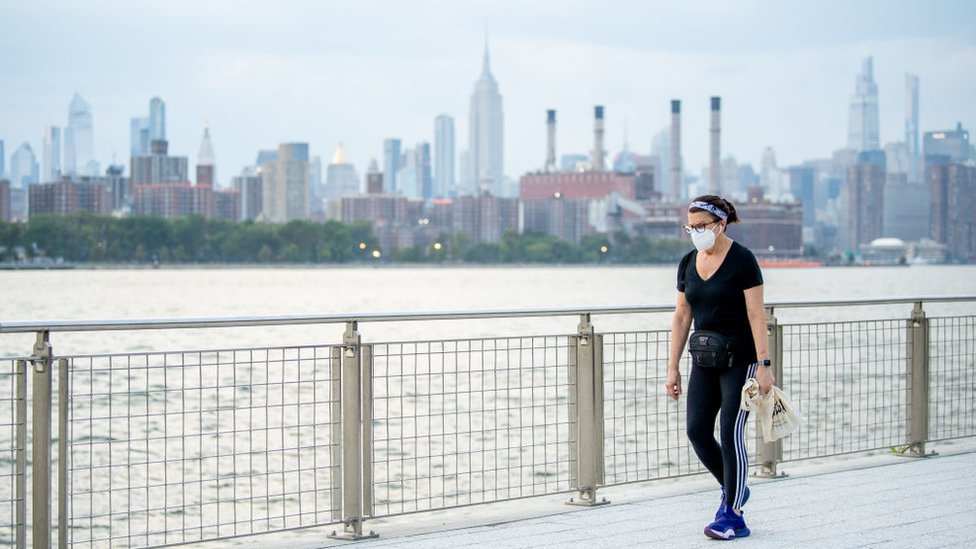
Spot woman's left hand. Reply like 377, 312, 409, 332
755, 363, 776, 394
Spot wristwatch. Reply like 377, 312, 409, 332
760, 358, 772, 367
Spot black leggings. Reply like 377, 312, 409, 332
686, 362, 758, 509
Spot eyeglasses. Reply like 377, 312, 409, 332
682, 222, 719, 234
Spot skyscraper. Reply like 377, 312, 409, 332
42, 126, 61, 182
130, 117, 150, 156
846, 150, 886, 248
415, 142, 432, 200
64, 92, 97, 176
11, 142, 39, 188
131, 139, 189, 185
149, 97, 166, 141
434, 115, 455, 198
383, 138, 401, 194
261, 142, 309, 222
196, 126, 216, 186
847, 57, 880, 152
325, 143, 360, 199
905, 73, 920, 181
467, 38, 504, 196
0, 140, 5, 178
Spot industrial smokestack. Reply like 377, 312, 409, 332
593, 105, 605, 171
670, 100, 682, 201
709, 96, 721, 195
545, 109, 556, 172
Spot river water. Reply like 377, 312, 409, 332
2, 264, 974, 356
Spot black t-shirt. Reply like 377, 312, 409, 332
676, 241, 764, 367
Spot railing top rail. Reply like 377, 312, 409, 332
1, 295, 973, 334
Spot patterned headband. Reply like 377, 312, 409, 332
688, 201, 728, 220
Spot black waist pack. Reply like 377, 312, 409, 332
688, 330, 735, 368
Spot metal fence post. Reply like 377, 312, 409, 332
58, 358, 68, 549
901, 301, 932, 457
329, 321, 378, 540
32, 332, 53, 549
567, 314, 609, 507
754, 308, 786, 478
15, 359, 27, 549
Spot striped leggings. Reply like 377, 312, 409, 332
686, 361, 759, 509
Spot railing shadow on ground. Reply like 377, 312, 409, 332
0, 296, 973, 547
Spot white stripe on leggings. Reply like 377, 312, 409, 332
732, 362, 759, 509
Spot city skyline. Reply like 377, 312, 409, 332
2, 1, 975, 185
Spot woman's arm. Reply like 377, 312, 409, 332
666, 291, 693, 400
744, 284, 775, 392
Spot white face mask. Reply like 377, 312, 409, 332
691, 224, 722, 252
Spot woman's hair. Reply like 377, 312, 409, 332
689, 194, 740, 223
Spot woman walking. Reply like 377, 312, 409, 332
664, 195, 775, 540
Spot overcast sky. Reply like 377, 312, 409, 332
2, 0, 975, 185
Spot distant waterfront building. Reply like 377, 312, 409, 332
0, 178, 10, 222
453, 194, 518, 244
308, 155, 323, 216
847, 57, 880, 152
232, 169, 262, 221
133, 182, 212, 219
42, 126, 61, 182
396, 148, 417, 199
466, 39, 504, 195
29, 177, 113, 217
846, 150, 886, 249
104, 165, 129, 211
735, 187, 804, 257
366, 159, 383, 195
651, 127, 671, 197
130, 117, 150, 156
195, 126, 216, 186
149, 97, 166, 141
434, 115, 455, 198
0, 179, 11, 222
11, 142, 39, 188
883, 173, 930, 242
788, 166, 815, 228
383, 138, 401, 194
760, 147, 780, 199
929, 163, 976, 262
261, 142, 309, 222
415, 142, 432, 200
212, 187, 240, 222
522, 196, 593, 243
64, 92, 97, 176
130, 139, 188, 186
905, 74, 920, 181
923, 123, 971, 168
324, 143, 360, 200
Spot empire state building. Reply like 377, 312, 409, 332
466, 40, 504, 196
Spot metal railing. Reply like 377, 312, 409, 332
0, 296, 974, 547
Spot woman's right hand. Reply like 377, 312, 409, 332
665, 367, 682, 400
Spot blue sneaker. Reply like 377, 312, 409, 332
716, 486, 750, 520
705, 506, 750, 540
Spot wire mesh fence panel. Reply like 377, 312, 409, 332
929, 316, 976, 441
601, 331, 718, 484
0, 358, 25, 547
779, 319, 909, 461
369, 336, 574, 517
63, 345, 339, 548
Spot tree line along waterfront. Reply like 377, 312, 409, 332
0, 214, 690, 265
